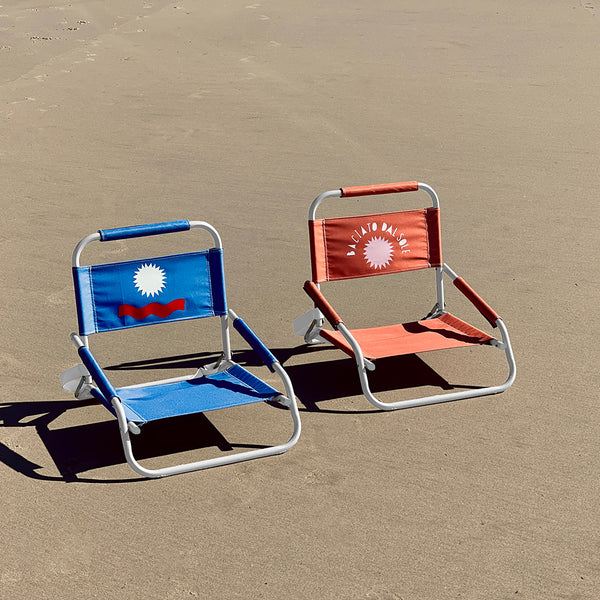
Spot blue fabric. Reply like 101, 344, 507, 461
98, 220, 190, 242
114, 364, 280, 424
73, 249, 227, 335
90, 387, 117, 416
77, 345, 117, 409
73, 266, 94, 337
233, 317, 277, 372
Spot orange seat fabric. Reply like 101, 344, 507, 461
319, 312, 493, 360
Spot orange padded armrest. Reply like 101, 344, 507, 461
303, 281, 343, 329
340, 181, 419, 197
453, 277, 500, 328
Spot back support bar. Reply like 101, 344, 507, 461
99, 220, 191, 241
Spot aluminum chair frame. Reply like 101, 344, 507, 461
295, 182, 516, 410
62, 220, 300, 478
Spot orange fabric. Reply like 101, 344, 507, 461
309, 218, 327, 283
303, 281, 342, 328
453, 277, 499, 327
341, 181, 419, 198
320, 312, 493, 360
425, 206, 442, 267
309, 208, 442, 283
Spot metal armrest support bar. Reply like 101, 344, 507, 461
303, 281, 343, 329
442, 264, 499, 328
229, 309, 277, 372
70, 333, 117, 412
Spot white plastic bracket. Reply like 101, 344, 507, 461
272, 395, 292, 408
364, 358, 376, 371
293, 308, 326, 344
60, 364, 94, 399
490, 339, 507, 350
193, 354, 234, 377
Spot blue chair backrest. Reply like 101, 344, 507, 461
73, 248, 227, 336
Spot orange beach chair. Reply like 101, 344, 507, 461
294, 181, 516, 410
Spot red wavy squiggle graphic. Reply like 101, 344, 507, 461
118, 298, 185, 320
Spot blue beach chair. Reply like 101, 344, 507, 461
60, 220, 301, 478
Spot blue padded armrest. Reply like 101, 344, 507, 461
232, 316, 277, 372
98, 220, 191, 241
77, 345, 117, 407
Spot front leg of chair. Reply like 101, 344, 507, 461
110, 318, 302, 479
112, 388, 300, 479
272, 362, 302, 447
337, 321, 516, 411
229, 310, 301, 447
494, 318, 517, 390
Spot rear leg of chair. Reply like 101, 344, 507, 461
110, 364, 301, 479
352, 319, 516, 411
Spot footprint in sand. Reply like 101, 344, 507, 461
582, 1, 596, 14
188, 90, 210, 99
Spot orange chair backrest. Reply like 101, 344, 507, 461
309, 207, 442, 283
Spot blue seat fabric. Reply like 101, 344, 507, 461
114, 364, 280, 425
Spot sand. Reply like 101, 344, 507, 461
1, 1, 599, 598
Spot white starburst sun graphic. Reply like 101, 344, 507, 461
133, 263, 166, 297
363, 236, 394, 269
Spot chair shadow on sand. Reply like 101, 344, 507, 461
0, 399, 244, 483
0, 346, 474, 482
276, 344, 463, 413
